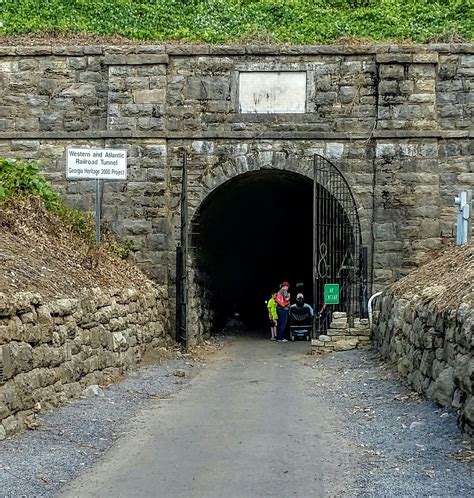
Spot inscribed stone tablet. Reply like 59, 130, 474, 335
238, 72, 306, 113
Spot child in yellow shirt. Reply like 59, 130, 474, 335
267, 291, 278, 341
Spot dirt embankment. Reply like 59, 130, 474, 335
390, 243, 474, 309
0, 197, 152, 299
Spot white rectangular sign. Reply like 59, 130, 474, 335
239, 71, 307, 113
66, 147, 127, 180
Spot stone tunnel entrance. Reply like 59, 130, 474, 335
182, 154, 365, 345
191, 169, 314, 334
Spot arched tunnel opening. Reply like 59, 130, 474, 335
191, 169, 314, 334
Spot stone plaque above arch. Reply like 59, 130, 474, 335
238, 71, 307, 113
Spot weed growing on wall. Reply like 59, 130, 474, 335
0, 0, 472, 43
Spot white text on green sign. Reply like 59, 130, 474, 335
324, 284, 340, 305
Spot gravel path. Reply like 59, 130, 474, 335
310, 350, 473, 497
0, 355, 206, 497
0, 338, 472, 497
60, 337, 353, 498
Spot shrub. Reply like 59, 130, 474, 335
0, 158, 60, 210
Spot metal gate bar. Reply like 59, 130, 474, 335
313, 154, 366, 338
176, 152, 188, 346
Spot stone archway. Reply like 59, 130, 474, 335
178, 146, 368, 345
187, 148, 316, 222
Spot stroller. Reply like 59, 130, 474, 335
289, 303, 312, 341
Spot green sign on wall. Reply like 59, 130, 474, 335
324, 284, 340, 305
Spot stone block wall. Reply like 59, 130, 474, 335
187, 268, 214, 347
0, 48, 108, 133
437, 53, 473, 130
311, 312, 371, 353
165, 54, 378, 134
0, 286, 171, 439
376, 52, 438, 130
106, 54, 168, 132
373, 293, 473, 435
0, 43, 473, 342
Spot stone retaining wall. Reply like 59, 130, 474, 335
373, 293, 473, 436
0, 285, 171, 439
311, 312, 371, 353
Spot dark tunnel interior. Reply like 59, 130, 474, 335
193, 169, 314, 332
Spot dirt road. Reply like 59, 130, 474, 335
61, 336, 357, 497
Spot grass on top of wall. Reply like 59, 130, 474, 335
0, 0, 472, 44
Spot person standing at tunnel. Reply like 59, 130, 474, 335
275, 281, 291, 342
267, 291, 278, 341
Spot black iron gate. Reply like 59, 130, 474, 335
176, 152, 188, 346
313, 154, 368, 337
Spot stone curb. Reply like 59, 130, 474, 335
0, 43, 473, 57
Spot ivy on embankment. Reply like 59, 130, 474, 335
0, 0, 472, 43
0, 158, 132, 258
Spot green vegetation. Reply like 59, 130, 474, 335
0, 158, 95, 241
0, 159, 60, 210
0, 0, 472, 44
0, 159, 134, 259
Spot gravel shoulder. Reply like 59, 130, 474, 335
308, 349, 473, 497
0, 351, 211, 497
